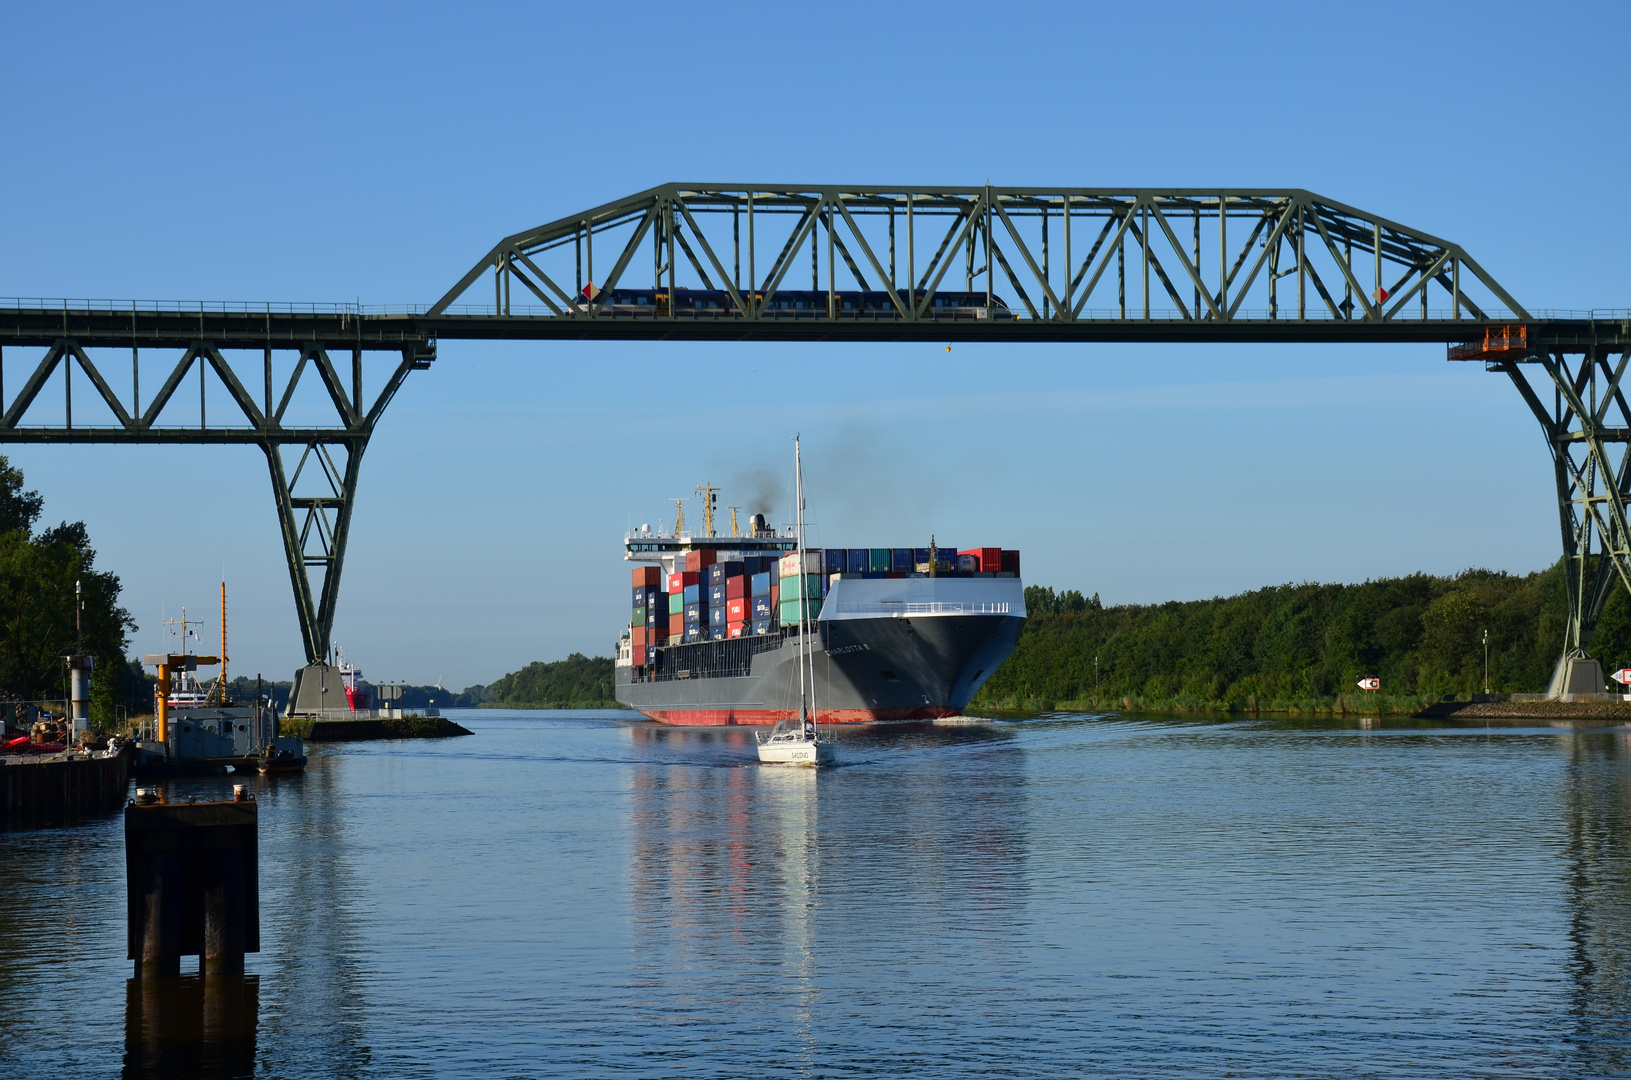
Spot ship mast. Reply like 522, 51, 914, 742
695, 484, 719, 538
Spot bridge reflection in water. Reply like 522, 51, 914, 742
1562, 730, 1631, 1075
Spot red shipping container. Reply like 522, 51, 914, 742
632, 625, 648, 646
727, 623, 745, 638
684, 548, 718, 573
632, 566, 661, 589
668, 571, 700, 593
1001, 550, 1021, 575
669, 613, 685, 638
960, 547, 1004, 572
770, 583, 779, 607
727, 597, 748, 621
632, 645, 647, 666
726, 575, 747, 600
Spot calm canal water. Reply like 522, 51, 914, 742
3, 710, 1631, 1078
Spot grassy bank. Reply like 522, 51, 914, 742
970, 692, 1436, 716
282, 715, 473, 739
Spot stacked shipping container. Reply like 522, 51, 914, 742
629, 545, 1020, 665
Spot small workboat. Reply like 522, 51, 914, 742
255, 737, 308, 775
756, 437, 836, 768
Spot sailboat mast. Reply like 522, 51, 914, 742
795, 436, 807, 728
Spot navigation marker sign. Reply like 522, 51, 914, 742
1612, 669, 1631, 686
1357, 677, 1381, 691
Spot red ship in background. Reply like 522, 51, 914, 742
335, 645, 372, 712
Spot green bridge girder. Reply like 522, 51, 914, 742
0, 184, 1626, 686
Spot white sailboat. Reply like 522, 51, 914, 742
757, 436, 837, 767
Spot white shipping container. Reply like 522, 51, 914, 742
777, 550, 824, 578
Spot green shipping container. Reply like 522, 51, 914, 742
868, 548, 891, 573
668, 592, 685, 614
779, 597, 822, 624
632, 605, 646, 625
778, 573, 824, 600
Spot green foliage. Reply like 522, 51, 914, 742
487, 653, 615, 707
975, 563, 1574, 713
0, 456, 136, 723
1025, 585, 1100, 615
0, 457, 43, 534
90, 655, 151, 728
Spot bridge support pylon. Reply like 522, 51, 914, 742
1484, 339, 1631, 696
0, 329, 434, 668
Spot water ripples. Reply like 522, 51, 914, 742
3, 712, 1631, 1077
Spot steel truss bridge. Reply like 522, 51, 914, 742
2, 184, 1628, 689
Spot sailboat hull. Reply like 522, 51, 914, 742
755, 739, 836, 766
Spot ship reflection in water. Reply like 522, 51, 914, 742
12, 712, 1631, 1075
123, 974, 258, 1080
624, 720, 1029, 1063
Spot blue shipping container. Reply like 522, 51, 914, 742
752, 618, 772, 636
708, 583, 726, 606
710, 626, 726, 641
891, 548, 914, 573
752, 594, 773, 619
683, 583, 701, 604
710, 606, 725, 627
847, 549, 868, 574
751, 571, 771, 597
685, 627, 704, 643
685, 602, 703, 621
824, 549, 846, 575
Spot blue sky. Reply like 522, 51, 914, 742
2, 1, 1626, 688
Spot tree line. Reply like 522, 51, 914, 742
486, 653, 615, 708
970, 562, 1619, 713
0, 456, 145, 727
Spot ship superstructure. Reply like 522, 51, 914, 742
614, 497, 1025, 725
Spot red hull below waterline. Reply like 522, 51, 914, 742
637, 706, 958, 726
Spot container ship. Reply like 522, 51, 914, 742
614, 498, 1025, 725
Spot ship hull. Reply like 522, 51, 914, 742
616, 612, 1022, 725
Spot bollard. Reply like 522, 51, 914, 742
124, 794, 259, 978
